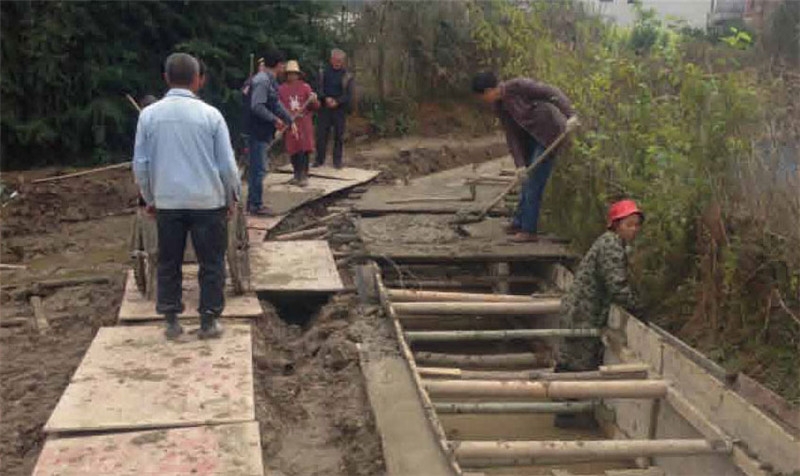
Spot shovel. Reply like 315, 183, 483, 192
451, 123, 575, 227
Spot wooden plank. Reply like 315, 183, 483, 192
734, 372, 800, 436
118, 269, 263, 322
33, 422, 263, 476
250, 240, 343, 292
277, 164, 380, 182
45, 325, 254, 433
359, 347, 455, 476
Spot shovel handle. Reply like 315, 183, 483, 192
476, 127, 572, 219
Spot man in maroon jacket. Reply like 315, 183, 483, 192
472, 72, 578, 242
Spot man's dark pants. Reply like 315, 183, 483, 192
156, 208, 227, 317
247, 137, 268, 211
315, 107, 346, 168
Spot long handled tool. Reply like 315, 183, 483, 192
451, 126, 574, 226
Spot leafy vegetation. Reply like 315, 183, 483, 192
0, 1, 337, 169
471, 0, 799, 401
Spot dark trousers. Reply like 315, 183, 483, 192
247, 137, 268, 210
315, 107, 345, 167
291, 152, 310, 180
512, 137, 554, 234
156, 208, 227, 317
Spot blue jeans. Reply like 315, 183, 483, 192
247, 137, 268, 210
512, 138, 553, 234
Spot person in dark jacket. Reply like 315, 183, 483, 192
245, 50, 295, 216
472, 72, 578, 242
314, 48, 354, 169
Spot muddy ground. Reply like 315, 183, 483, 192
0, 134, 507, 476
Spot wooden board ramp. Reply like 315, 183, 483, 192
250, 240, 343, 292
118, 268, 262, 322
33, 422, 263, 476
45, 324, 254, 433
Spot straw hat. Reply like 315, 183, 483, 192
285, 60, 303, 75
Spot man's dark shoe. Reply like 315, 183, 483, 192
311, 162, 323, 168
247, 206, 277, 217
164, 314, 184, 340
198, 313, 224, 339
333, 163, 344, 170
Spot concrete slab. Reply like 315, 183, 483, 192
359, 348, 455, 476
250, 240, 343, 292
352, 158, 511, 214
359, 215, 574, 262
33, 422, 263, 476
118, 269, 262, 322
45, 325, 254, 433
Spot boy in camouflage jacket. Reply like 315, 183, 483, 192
556, 200, 644, 372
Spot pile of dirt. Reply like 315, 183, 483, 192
1, 167, 138, 239
0, 279, 125, 476
252, 294, 394, 476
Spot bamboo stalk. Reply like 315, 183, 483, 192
393, 300, 561, 316
273, 226, 328, 241
435, 401, 596, 414
600, 363, 650, 374
0, 263, 27, 270
417, 367, 647, 381
453, 439, 729, 461
31, 162, 131, 184
405, 328, 600, 342
383, 276, 548, 289
30, 296, 50, 333
374, 266, 464, 475
415, 351, 551, 369
424, 379, 669, 399
388, 289, 535, 303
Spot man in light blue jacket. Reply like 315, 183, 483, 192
133, 52, 242, 340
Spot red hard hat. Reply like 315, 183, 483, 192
607, 200, 644, 229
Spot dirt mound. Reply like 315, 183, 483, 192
1, 167, 138, 239
0, 279, 125, 476
252, 294, 392, 476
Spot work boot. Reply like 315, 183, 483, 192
198, 312, 224, 339
298, 176, 309, 187
164, 314, 184, 340
503, 223, 520, 235
509, 231, 539, 243
248, 205, 277, 217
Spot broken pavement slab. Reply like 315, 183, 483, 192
33, 422, 263, 476
45, 324, 254, 434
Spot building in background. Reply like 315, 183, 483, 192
584, 0, 713, 28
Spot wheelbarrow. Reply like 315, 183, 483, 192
129, 202, 251, 300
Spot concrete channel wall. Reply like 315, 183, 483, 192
549, 264, 800, 476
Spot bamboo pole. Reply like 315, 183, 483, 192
453, 439, 729, 461
383, 276, 548, 289
31, 162, 132, 184
0, 263, 27, 270
374, 266, 464, 475
388, 289, 537, 303
435, 401, 596, 414
405, 328, 600, 342
393, 300, 562, 316
417, 367, 648, 381
424, 379, 669, 399
273, 226, 328, 241
415, 351, 551, 369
